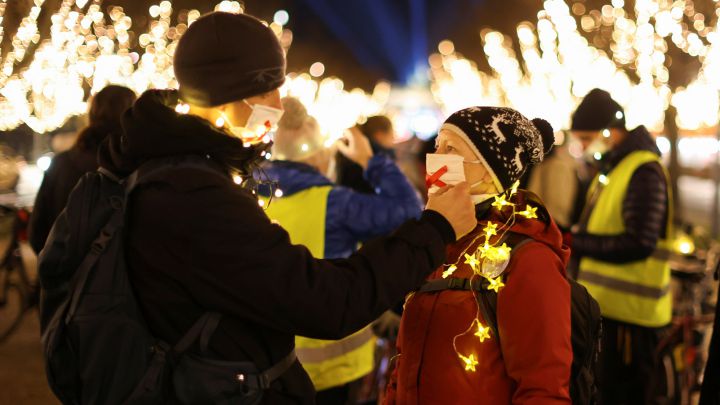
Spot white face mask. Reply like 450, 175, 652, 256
426, 153, 466, 193
221, 101, 285, 143
426, 153, 499, 203
244, 100, 284, 136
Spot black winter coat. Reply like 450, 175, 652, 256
572, 126, 669, 263
98, 90, 453, 404
29, 136, 105, 254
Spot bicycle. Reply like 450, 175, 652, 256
656, 248, 718, 405
0, 203, 37, 343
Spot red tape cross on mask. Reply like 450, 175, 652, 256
426, 165, 448, 189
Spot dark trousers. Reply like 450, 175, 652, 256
599, 318, 670, 405
315, 378, 364, 405
316, 384, 351, 405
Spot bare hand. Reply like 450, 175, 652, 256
426, 182, 476, 240
336, 127, 373, 169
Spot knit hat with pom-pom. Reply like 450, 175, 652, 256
440, 107, 555, 191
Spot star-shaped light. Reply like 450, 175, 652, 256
483, 222, 498, 238
509, 180, 520, 197
464, 253, 480, 271
474, 321, 491, 342
459, 353, 479, 372
491, 195, 512, 210
442, 265, 458, 279
480, 243, 511, 262
518, 205, 538, 219
487, 276, 505, 293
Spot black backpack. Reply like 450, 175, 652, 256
38, 157, 295, 405
417, 237, 602, 404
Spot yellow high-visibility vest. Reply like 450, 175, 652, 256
579, 150, 673, 327
264, 186, 376, 391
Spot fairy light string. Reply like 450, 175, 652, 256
440, 181, 544, 372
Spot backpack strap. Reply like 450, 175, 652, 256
415, 236, 536, 347
417, 277, 485, 293
64, 158, 226, 325
64, 196, 125, 324
173, 312, 223, 354
476, 237, 534, 346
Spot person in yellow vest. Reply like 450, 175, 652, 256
570, 89, 673, 404
258, 97, 423, 404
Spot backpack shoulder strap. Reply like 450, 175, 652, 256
64, 193, 125, 324
476, 236, 535, 348
65, 157, 226, 325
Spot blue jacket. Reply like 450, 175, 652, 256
259, 155, 423, 259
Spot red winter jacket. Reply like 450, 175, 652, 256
385, 195, 572, 405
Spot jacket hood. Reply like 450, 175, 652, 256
256, 160, 332, 197
451, 190, 570, 269
98, 89, 269, 177
604, 125, 660, 171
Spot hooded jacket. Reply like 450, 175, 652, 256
98, 90, 454, 404
386, 192, 573, 404
258, 157, 422, 259
572, 126, 669, 263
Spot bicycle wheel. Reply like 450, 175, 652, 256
0, 267, 26, 344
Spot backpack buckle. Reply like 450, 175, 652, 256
236, 372, 271, 390
447, 278, 470, 290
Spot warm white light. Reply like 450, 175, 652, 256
274, 10, 289, 26
37, 156, 52, 172
309, 62, 325, 77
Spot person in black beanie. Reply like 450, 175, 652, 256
569, 89, 673, 404
569, 88, 626, 226
71, 10, 476, 405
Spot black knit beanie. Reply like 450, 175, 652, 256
571, 88, 626, 131
174, 12, 286, 107
441, 107, 554, 191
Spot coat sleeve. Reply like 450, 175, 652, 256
571, 162, 668, 263
498, 243, 572, 405
178, 183, 452, 340
331, 154, 423, 241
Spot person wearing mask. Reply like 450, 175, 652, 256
257, 96, 422, 404
92, 12, 475, 404
29, 85, 136, 254
386, 107, 572, 404
336, 115, 396, 193
570, 88, 673, 404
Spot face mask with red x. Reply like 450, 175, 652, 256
426, 153, 497, 204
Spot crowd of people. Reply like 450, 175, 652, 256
22, 9, 720, 405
